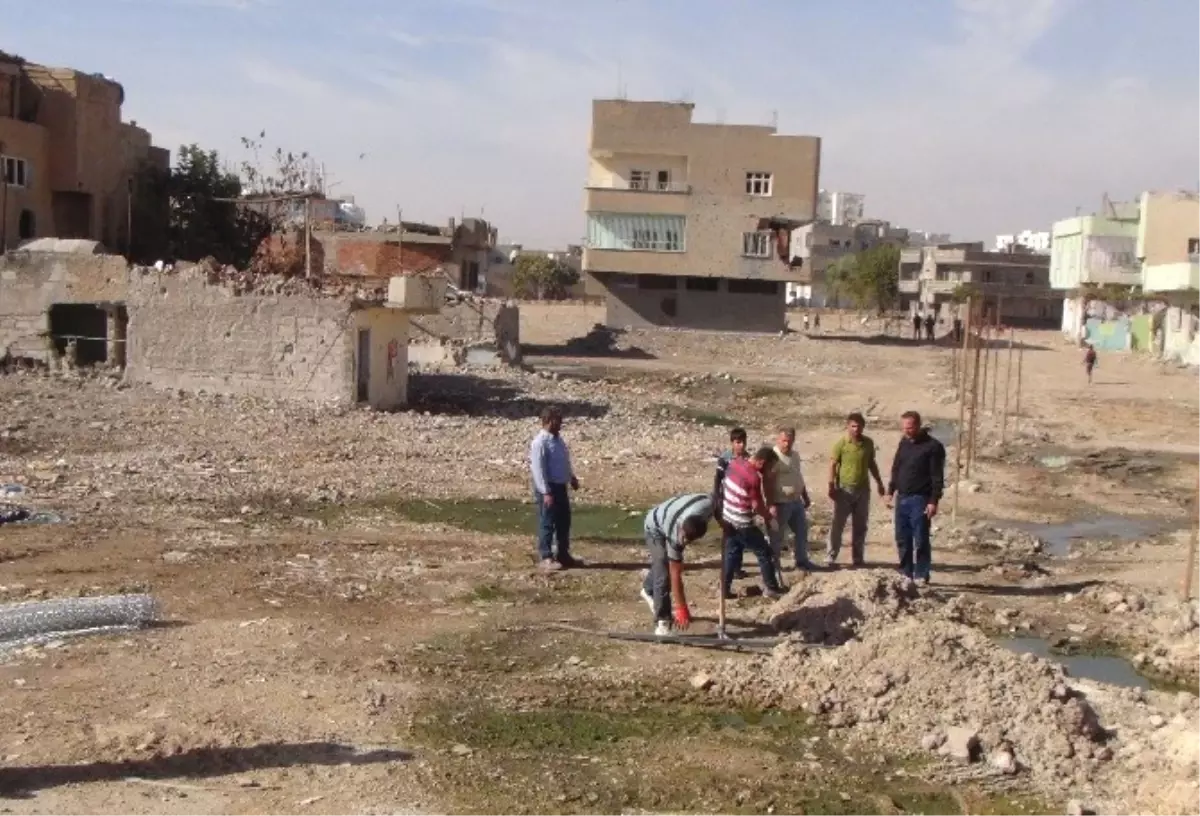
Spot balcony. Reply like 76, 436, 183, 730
1143, 261, 1200, 293
898, 278, 920, 294
585, 179, 691, 194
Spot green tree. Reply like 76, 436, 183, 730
848, 245, 901, 314
823, 255, 856, 308
512, 254, 580, 300
167, 144, 271, 268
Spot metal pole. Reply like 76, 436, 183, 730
952, 298, 974, 523
1014, 343, 1025, 436
1001, 327, 1015, 443
304, 198, 312, 278
1185, 524, 1198, 600
966, 302, 984, 478
990, 298, 1002, 411
980, 310, 991, 416
0, 139, 8, 253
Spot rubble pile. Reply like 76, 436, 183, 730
944, 521, 1045, 556
1075, 581, 1200, 677
709, 571, 1200, 814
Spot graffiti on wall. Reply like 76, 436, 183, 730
386, 339, 399, 381
1084, 317, 1129, 352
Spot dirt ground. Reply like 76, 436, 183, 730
0, 305, 1197, 815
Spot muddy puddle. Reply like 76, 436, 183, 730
998, 514, 1166, 557
996, 636, 1150, 690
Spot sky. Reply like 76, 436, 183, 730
6, 0, 1199, 246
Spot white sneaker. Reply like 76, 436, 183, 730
639, 588, 655, 613
654, 620, 672, 637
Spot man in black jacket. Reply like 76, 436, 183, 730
885, 411, 946, 585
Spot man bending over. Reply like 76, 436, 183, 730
641, 493, 712, 636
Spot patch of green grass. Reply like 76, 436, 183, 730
384, 497, 646, 540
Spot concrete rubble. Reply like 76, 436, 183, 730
708, 571, 1200, 815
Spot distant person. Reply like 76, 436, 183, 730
529, 406, 581, 571
952, 316, 963, 344
1084, 345, 1097, 385
802, 313, 810, 331
886, 411, 946, 586
923, 313, 935, 341
722, 446, 785, 599
767, 427, 815, 572
912, 313, 922, 340
827, 412, 886, 568
813, 313, 821, 330
640, 492, 712, 636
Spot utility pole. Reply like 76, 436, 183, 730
979, 309, 991, 416
966, 301, 984, 478
991, 296, 1003, 411
1001, 327, 1015, 443
1014, 343, 1025, 435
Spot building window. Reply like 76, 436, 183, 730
637, 274, 678, 291
1188, 238, 1199, 259
727, 279, 779, 295
742, 231, 772, 258
745, 172, 773, 196
2, 155, 29, 187
586, 213, 686, 253
629, 170, 651, 190
18, 209, 34, 240
685, 276, 719, 292
982, 269, 993, 283
656, 170, 671, 191
1024, 271, 1035, 285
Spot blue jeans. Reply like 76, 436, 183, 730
643, 533, 672, 622
770, 502, 812, 567
723, 525, 781, 593
534, 483, 571, 560
894, 494, 932, 580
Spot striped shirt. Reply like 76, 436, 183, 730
645, 493, 713, 562
723, 458, 766, 528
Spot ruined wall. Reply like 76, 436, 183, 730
351, 306, 410, 409
0, 249, 128, 360
124, 268, 357, 402
409, 300, 520, 366
597, 274, 786, 332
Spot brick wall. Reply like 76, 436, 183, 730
0, 249, 129, 360
124, 267, 358, 403
323, 235, 452, 277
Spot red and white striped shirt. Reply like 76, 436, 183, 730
722, 457, 766, 528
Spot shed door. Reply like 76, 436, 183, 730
356, 329, 370, 402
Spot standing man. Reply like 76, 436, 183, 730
768, 427, 815, 572
722, 446, 785, 599
911, 312, 922, 340
827, 412, 886, 568
952, 314, 964, 344
529, 405, 581, 571
1084, 344, 1097, 385
713, 427, 749, 580
923, 312, 936, 342
640, 493, 712, 636
885, 411, 946, 586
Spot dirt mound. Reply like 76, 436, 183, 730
757, 570, 932, 644
713, 571, 1200, 814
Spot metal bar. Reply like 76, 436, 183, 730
1185, 524, 1198, 600
1001, 328, 1015, 443
952, 298, 973, 524
1014, 343, 1025, 435
966, 302, 984, 477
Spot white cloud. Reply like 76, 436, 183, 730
121, 0, 1197, 246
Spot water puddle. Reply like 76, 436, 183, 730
996, 514, 1163, 557
996, 636, 1149, 690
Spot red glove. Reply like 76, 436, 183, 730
672, 604, 691, 630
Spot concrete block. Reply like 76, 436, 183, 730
387, 276, 445, 314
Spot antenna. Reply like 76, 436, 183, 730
769, 109, 778, 129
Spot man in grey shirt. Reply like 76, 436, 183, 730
529, 405, 580, 571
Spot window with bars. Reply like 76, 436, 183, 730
2, 155, 29, 187
586, 213, 686, 252
629, 170, 651, 190
742, 231, 772, 258
745, 172, 772, 196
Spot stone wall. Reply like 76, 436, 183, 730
124, 267, 359, 403
409, 300, 520, 366
0, 249, 129, 360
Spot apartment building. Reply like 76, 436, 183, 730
583, 99, 820, 332
0, 51, 168, 254
816, 190, 865, 226
899, 242, 1061, 327
1138, 190, 1199, 296
787, 219, 909, 306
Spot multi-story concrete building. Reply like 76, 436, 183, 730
994, 230, 1051, 254
905, 229, 953, 248
898, 242, 1061, 327
0, 51, 168, 254
582, 99, 819, 332
1138, 190, 1199, 296
816, 190, 864, 226
1049, 202, 1142, 339
786, 219, 908, 307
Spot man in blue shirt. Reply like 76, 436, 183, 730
529, 406, 580, 571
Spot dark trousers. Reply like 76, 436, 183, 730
534, 483, 571, 560
643, 533, 671, 621
894, 494, 932, 580
723, 525, 780, 593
